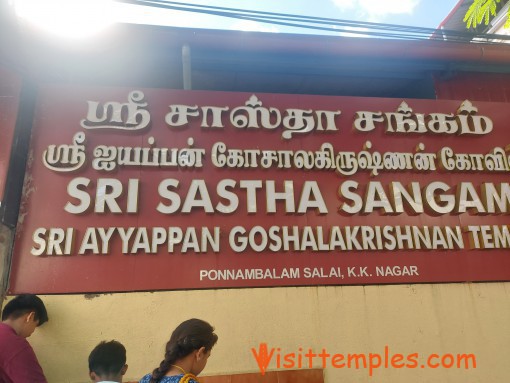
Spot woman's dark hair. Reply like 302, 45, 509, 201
150, 318, 218, 383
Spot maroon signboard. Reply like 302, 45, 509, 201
9, 85, 510, 294
0, 67, 21, 203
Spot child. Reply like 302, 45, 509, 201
88, 340, 128, 383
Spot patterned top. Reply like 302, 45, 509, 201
139, 373, 199, 383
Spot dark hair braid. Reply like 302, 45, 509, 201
150, 350, 173, 383
150, 319, 218, 383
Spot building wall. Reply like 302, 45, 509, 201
0, 66, 20, 203
487, 3, 510, 37
4, 73, 510, 382
14, 282, 509, 383
3, 27, 510, 383
0, 66, 20, 298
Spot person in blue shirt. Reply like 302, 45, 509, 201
139, 319, 218, 383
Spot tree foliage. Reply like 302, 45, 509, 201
464, 0, 510, 29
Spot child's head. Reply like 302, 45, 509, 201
88, 340, 127, 382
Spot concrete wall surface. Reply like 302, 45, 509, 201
8, 282, 510, 383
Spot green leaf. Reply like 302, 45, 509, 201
463, 0, 502, 28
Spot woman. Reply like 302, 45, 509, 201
140, 318, 218, 383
